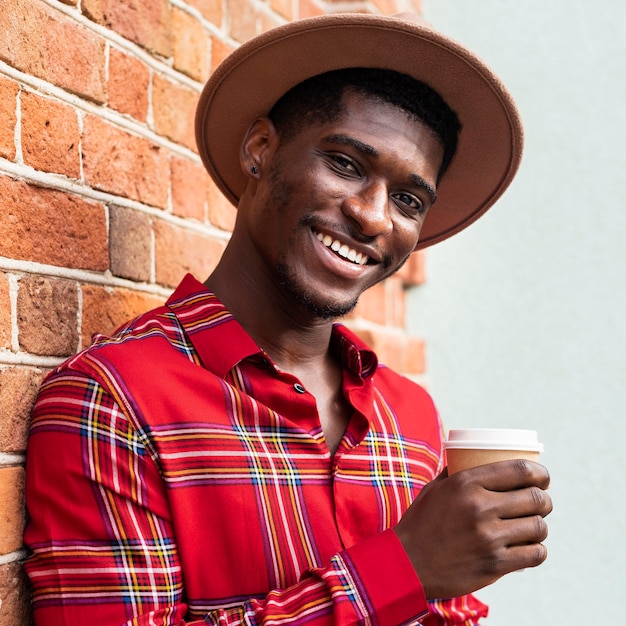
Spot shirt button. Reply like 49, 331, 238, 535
293, 383, 306, 394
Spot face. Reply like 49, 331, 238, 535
242, 90, 445, 320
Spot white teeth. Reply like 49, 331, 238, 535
315, 231, 369, 265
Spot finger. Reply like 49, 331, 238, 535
459, 459, 550, 492
495, 485, 553, 519
503, 540, 549, 571
498, 514, 549, 546
482, 519, 549, 574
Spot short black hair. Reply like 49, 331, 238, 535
268, 67, 462, 181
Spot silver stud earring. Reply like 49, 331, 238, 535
251, 165, 258, 174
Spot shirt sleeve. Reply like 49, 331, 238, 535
25, 369, 434, 626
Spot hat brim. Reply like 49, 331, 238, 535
195, 13, 523, 250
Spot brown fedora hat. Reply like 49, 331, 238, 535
195, 12, 523, 250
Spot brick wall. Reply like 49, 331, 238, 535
0, 0, 424, 623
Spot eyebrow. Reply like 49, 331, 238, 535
410, 173, 437, 205
322, 133, 438, 204
323, 133, 379, 157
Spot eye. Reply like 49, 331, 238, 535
392, 192, 426, 217
327, 153, 360, 176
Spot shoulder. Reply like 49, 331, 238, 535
373, 364, 437, 414
369, 364, 443, 450
39, 302, 194, 403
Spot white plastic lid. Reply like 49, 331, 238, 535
443, 428, 544, 452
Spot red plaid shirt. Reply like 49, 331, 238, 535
25, 274, 488, 625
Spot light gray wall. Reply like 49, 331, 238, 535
411, 1, 626, 623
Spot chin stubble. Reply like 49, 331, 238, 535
276, 262, 358, 321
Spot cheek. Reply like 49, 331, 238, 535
304, 162, 351, 201
394, 217, 423, 254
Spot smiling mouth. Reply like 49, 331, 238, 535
313, 230, 370, 266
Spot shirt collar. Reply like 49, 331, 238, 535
166, 274, 378, 380
166, 274, 260, 379
330, 324, 379, 379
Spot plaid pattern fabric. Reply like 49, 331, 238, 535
24, 274, 488, 625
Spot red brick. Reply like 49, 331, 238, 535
109, 205, 152, 282
20, 91, 80, 179
387, 276, 406, 327
151, 75, 199, 152
259, 10, 285, 33
0, 77, 18, 161
207, 176, 237, 231
226, 0, 260, 42
0, 0, 106, 103
109, 206, 152, 281
154, 220, 225, 288
187, 0, 223, 26
0, 273, 10, 351
351, 327, 425, 375
0, 176, 108, 271
82, 0, 172, 57
108, 48, 149, 121
0, 367, 45, 453
324, 0, 370, 6
269, 0, 293, 21
82, 115, 170, 208
171, 157, 208, 221
0, 466, 25, 555
403, 335, 426, 375
17, 276, 79, 357
371, 0, 404, 15
0, 561, 31, 626
396, 250, 426, 287
351, 282, 387, 326
81, 284, 163, 346
210, 37, 235, 72
297, 0, 326, 19
172, 7, 210, 82
350, 278, 407, 327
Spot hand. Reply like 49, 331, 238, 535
394, 459, 552, 599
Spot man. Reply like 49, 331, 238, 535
24, 12, 552, 626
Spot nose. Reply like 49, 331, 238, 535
341, 182, 393, 238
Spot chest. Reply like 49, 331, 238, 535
160, 422, 427, 610
120, 351, 440, 614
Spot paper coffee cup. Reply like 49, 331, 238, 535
444, 428, 543, 474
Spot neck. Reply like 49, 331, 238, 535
205, 241, 336, 372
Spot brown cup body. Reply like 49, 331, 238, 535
446, 447, 541, 475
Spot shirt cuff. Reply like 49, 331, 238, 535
342, 528, 429, 625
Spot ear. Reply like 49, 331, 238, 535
239, 117, 279, 179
